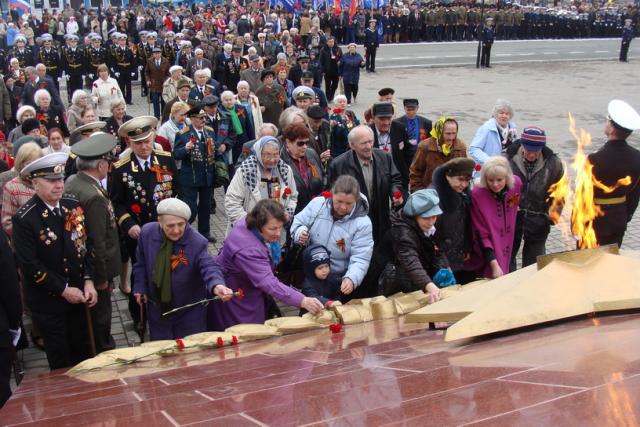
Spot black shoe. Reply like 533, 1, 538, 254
126, 101, 133, 105
204, 234, 217, 243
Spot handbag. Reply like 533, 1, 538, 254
214, 159, 229, 188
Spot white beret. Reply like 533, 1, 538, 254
169, 65, 183, 74
157, 198, 191, 221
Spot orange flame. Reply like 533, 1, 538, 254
546, 114, 631, 249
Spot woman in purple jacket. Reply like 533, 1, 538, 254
209, 199, 324, 331
464, 156, 522, 279
133, 198, 232, 340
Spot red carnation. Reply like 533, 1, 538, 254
283, 187, 292, 196
217, 337, 224, 348
474, 164, 482, 171
332, 108, 344, 114
131, 203, 142, 214
190, 137, 196, 143
242, 148, 250, 155
176, 339, 185, 350
393, 191, 402, 200
329, 323, 343, 333
232, 335, 239, 346
234, 288, 245, 300
321, 191, 332, 199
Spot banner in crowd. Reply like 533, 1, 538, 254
9, 0, 31, 16
270, 0, 296, 13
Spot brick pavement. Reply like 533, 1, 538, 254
18, 59, 640, 379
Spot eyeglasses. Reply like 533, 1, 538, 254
295, 140, 310, 147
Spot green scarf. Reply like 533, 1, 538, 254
152, 236, 173, 314
226, 106, 244, 136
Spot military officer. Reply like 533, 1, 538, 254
137, 31, 153, 98
111, 116, 178, 328
65, 133, 120, 354
480, 17, 495, 68
223, 46, 249, 93
110, 33, 135, 105
9, 35, 34, 69
38, 34, 61, 92
12, 152, 97, 370
66, 121, 107, 177
189, 68, 221, 104
620, 19, 634, 62
85, 34, 108, 86
589, 100, 640, 247
364, 19, 379, 73
173, 104, 223, 242
162, 31, 178, 66
61, 34, 85, 104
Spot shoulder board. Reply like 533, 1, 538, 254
178, 127, 191, 135
69, 152, 77, 159
154, 150, 172, 157
113, 155, 131, 168
15, 199, 37, 218
61, 193, 79, 202
203, 126, 214, 131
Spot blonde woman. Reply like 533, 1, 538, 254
91, 64, 125, 120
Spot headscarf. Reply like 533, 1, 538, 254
430, 116, 458, 156
239, 136, 290, 192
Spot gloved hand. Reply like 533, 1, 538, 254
130, 72, 136, 77
88, 73, 94, 79
433, 268, 457, 288
115, 72, 120, 78
57, 77, 62, 82
138, 65, 143, 71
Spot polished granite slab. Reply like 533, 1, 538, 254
2, 313, 640, 426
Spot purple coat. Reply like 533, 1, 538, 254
464, 175, 522, 278
208, 216, 305, 331
134, 222, 225, 340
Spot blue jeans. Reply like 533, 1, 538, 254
179, 185, 212, 236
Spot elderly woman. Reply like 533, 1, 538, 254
469, 99, 518, 174
1, 142, 42, 237
225, 136, 298, 227
157, 101, 190, 153
465, 156, 522, 279
330, 95, 359, 158
35, 89, 69, 137
291, 175, 373, 298
280, 123, 324, 214
271, 52, 289, 73
278, 106, 309, 132
255, 69, 289, 132
431, 157, 476, 285
104, 100, 133, 153
7, 106, 36, 145
133, 198, 232, 340
275, 66, 294, 102
162, 65, 192, 104
236, 80, 263, 132
338, 43, 365, 105
220, 90, 254, 166
91, 64, 125, 121
67, 90, 92, 132
409, 116, 468, 192
42, 128, 70, 155
376, 189, 449, 302
210, 199, 323, 330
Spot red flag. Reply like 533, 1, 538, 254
334, 0, 341, 17
349, 0, 358, 23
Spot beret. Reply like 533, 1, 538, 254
157, 198, 191, 221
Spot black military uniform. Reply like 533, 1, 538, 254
109, 36, 135, 104
137, 37, 152, 97
65, 134, 121, 354
8, 42, 35, 69
85, 38, 108, 83
162, 32, 178, 65
38, 36, 61, 92
12, 154, 93, 370
61, 35, 85, 104
589, 100, 640, 247
110, 117, 178, 328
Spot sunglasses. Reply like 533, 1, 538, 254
295, 140, 310, 147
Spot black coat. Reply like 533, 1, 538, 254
431, 164, 472, 271
328, 149, 403, 243
318, 45, 342, 77
370, 122, 410, 190
0, 231, 22, 348
280, 146, 325, 214
12, 194, 92, 314
506, 142, 564, 240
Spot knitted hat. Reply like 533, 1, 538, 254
304, 244, 331, 272
520, 126, 546, 151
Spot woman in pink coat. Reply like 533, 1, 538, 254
464, 156, 522, 279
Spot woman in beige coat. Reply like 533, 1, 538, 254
91, 64, 125, 120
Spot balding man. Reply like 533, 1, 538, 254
186, 48, 213, 79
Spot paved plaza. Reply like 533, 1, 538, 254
17, 56, 640, 378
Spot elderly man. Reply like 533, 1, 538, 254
65, 134, 121, 355
162, 65, 192, 105
370, 102, 412, 189
20, 66, 60, 108
186, 48, 213, 79
13, 152, 98, 369
223, 46, 249, 93
329, 125, 404, 246
254, 32, 274, 67
133, 198, 231, 340
163, 78, 193, 124
173, 104, 226, 242
292, 85, 315, 113
111, 116, 179, 330
189, 69, 221, 104
240, 54, 263, 94
145, 47, 170, 120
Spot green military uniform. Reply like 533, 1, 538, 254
65, 133, 121, 353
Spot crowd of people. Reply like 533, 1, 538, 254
0, 1, 639, 408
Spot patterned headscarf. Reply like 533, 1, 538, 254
430, 116, 458, 156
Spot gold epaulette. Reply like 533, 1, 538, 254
69, 152, 77, 159
178, 127, 190, 135
154, 150, 171, 157
204, 126, 214, 131
113, 155, 131, 168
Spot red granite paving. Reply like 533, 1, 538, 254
2, 314, 640, 426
